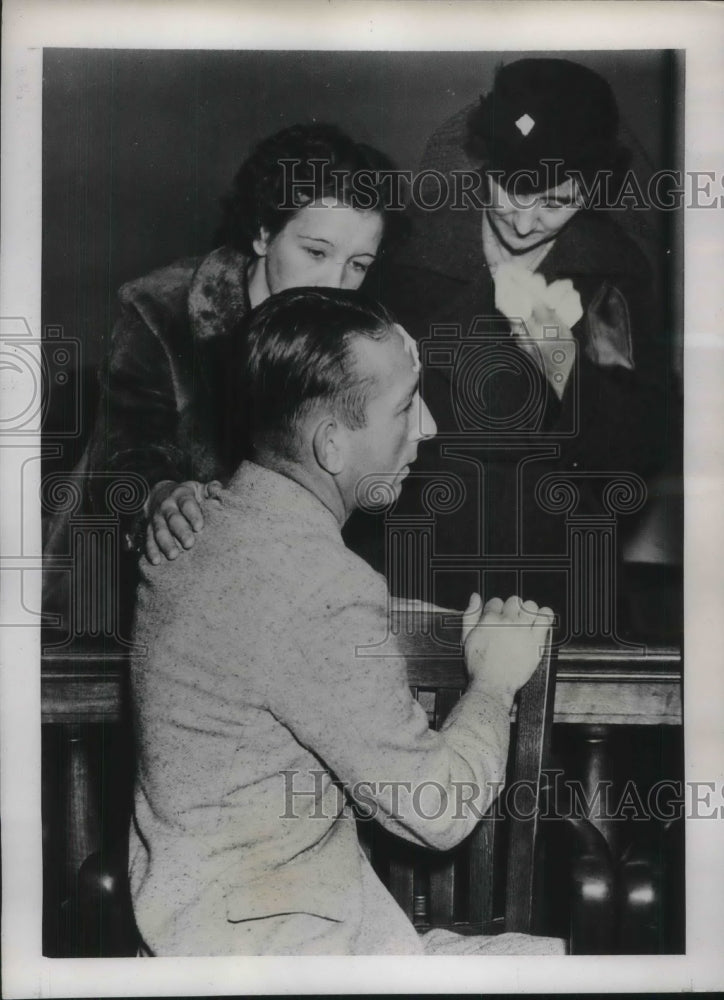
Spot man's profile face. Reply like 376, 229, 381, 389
340, 329, 437, 510
487, 176, 581, 254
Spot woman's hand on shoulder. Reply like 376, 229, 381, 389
145, 479, 222, 564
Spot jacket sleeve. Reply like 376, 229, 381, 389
472, 258, 675, 481
553, 263, 676, 478
263, 574, 513, 852
84, 303, 189, 535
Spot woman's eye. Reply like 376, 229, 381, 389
304, 247, 325, 259
351, 260, 370, 273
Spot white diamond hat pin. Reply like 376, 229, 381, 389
515, 113, 535, 137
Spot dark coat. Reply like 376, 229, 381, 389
85, 246, 250, 511
350, 206, 676, 620
42, 247, 251, 639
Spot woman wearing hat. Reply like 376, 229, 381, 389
362, 58, 674, 628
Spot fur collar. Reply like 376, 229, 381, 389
187, 246, 251, 341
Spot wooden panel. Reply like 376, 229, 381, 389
41, 620, 683, 727
64, 725, 100, 888
429, 854, 456, 927
467, 819, 496, 927
387, 859, 415, 921
41, 671, 682, 726
433, 688, 461, 730
554, 679, 681, 725
40, 612, 682, 956
42, 672, 124, 724
40, 671, 123, 723
428, 687, 461, 926
505, 645, 556, 932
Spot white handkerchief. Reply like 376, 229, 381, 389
544, 278, 584, 328
493, 263, 540, 324
493, 263, 582, 329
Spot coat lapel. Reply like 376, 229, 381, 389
183, 247, 250, 478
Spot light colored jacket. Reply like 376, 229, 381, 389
129, 462, 513, 955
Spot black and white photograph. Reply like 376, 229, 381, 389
2, 1, 723, 996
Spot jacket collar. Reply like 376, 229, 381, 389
226, 461, 342, 540
404, 201, 633, 288
187, 246, 251, 342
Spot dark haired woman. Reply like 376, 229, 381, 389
43, 123, 402, 632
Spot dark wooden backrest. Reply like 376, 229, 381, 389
359, 609, 556, 935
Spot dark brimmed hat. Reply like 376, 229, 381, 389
467, 58, 630, 188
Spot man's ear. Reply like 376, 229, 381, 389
312, 416, 347, 476
252, 227, 271, 258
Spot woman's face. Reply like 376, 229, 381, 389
249, 198, 384, 305
487, 176, 581, 254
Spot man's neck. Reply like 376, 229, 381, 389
252, 451, 348, 528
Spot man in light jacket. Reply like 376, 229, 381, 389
129, 287, 561, 956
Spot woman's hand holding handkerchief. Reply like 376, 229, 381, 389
493, 263, 582, 398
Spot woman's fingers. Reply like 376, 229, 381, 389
145, 521, 163, 565
146, 517, 180, 562
143, 480, 221, 564
164, 510, 198, 549
177, 494, 205, 534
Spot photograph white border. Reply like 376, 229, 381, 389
2, 1, 723, 995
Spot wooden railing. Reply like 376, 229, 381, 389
41, 634, 683, 956
42, 642, 683, 725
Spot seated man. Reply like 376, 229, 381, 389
129, 287, 561, 956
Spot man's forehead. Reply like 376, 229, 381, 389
392, 323, 421, 372
351, 327, 420, 387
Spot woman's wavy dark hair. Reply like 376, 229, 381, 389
216, 123, 407, 255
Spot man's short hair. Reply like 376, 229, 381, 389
229, 288, 396, 463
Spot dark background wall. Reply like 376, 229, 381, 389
42, 48, 682, 370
